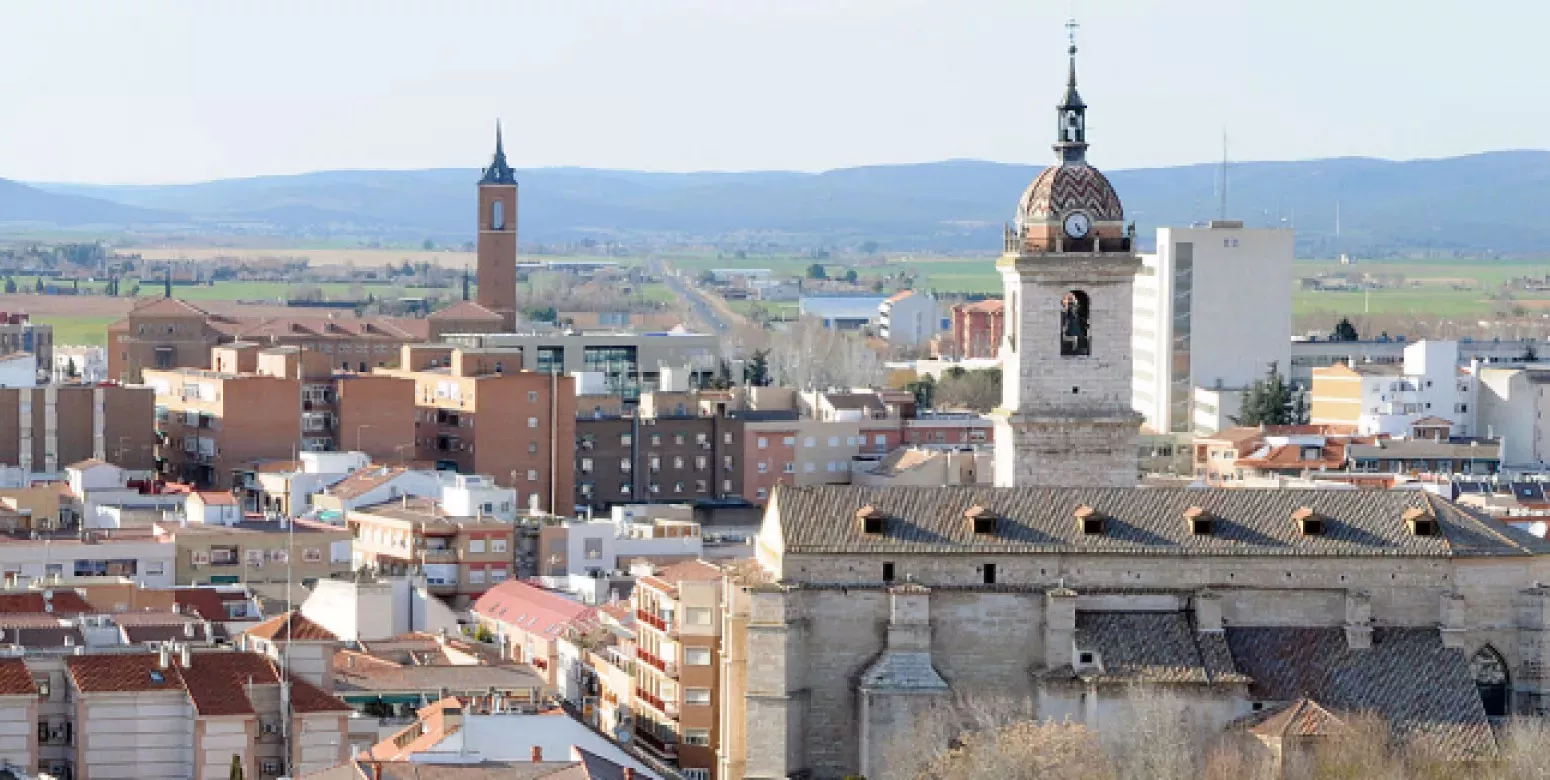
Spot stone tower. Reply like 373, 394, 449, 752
993, 28, 1141, 487
477, 121, 519, 330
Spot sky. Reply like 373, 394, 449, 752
0, 0, 1544, 184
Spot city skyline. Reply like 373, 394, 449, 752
0, 0, 1545, 184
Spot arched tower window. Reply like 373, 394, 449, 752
1060, 290, 1090, 357
491, 200, 505, 231
1471, 645, 1510, 717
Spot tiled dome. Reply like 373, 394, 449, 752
1017, 163, 1124, 224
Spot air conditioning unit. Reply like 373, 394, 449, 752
262, 722, 279, 735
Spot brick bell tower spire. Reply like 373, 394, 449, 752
476, 120, 519, 329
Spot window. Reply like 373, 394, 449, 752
783, 436, 796, 446
696, 479, 708, 492
685, 771, 711, 780
783, 462, 795, 474
804, 437, 815, 447
685, 646, 712, 666
651, 433, 662, 446
528, 391, 539, 402
757, 437, 768, 449
695, 456, 708, 470
527, 469, 538, 481
581, 458, 594, 473
723, 479, 733, 493
491, 568, 508, 582
468, 569, 486, 585
685, 687, 711, 704
723, 432, 733, 444
673, 456, 684, 469
261, 758, 283, 776
983, 563, 997, 584
757, 462, 769, 474
828, 436, 839, 447
684, 728, 711, 746
35, 677, 50, 698
468, 539, 486, 553
1472, 646, 1510, 718
1060, 290, 1091, 356
527, 417, 539, 428
755, 488, 768, 500
804, 463, 815, 473
145, 561, 165, 576
674, 433, 686, 445
492, 539, 508, 553
882, 562, 895, 582
620, 433, 633, 447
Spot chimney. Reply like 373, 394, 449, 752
179, 642, 193, 668
158, 643, 172, 669
183, 622, 196, 638
531, 745, 543, 763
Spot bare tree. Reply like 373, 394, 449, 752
768, 317, 886, 391
917, 720, 1116, 780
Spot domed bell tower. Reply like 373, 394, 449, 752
993, 20, 1142, 488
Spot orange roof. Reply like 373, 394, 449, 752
1412, 416, 1454, 427
194, 491, 237, 506
67, 650, 351, 715
66, 653, 186, 694
885, 291, 915, 303
288, 672, 354, 714
0, 658, 38, 696
173, 588, 233, 621
472, 582, 597, 639
0, 590, 94, 615
430, 301, 506, 321
243, 610, 338, 642
179, 652, 276, 716
640, 560, 723, 594
958, 299, 1004, 314
329, 467, 408, 500
129, 297, 213, 318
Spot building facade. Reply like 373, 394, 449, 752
347, 496, 516, 609
632, 560, 724, 778
937, 299, 1004, 360
0, 383, 155, 474
877, 290, 940, 349
1132, 222, 1295, 433
1309, 340, 1475, 437
576, 403, 743, 511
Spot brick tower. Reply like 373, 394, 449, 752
477, 121, 519, 330
993, 23, 1142, 487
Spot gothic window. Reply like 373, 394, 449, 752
1471, 645, 1510, 718
492, 200, 505, 230
1060, 290, 1091, 357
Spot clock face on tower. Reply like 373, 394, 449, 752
1063, 211, 1091, 239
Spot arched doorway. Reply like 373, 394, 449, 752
1471, 645, 1510, 717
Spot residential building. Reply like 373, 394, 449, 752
902, 411, 993, 449
300, 576, 462, 644
471, 580, 598, 689
877, 290, 940, 349
535, 507, 705, 603
1347, 438, 1501, 477
441, 327, 721, 396
237, 610, 342, 692
242, 451, 372, 518
575, 393, 743, 511
853, 447, 992, 487
307, 466, 446, 520
379, 344, 577, 511
1192, 425, 1356, 486
0, 313, 51, 369
332, 632, 545, 722
52, 345, 107, 384
0, 352, 36, 387
1309, 340, 1475, 437
936, 298, 1004, 359
356, 696, 659, 777
1132, 221, 1295, 433
0, 528, 173, 587
154, 517, 352, 590
1191, 385, 1248, 434
65, 458, 186, 529
632, 560, 724, 777
1476, 367, 1550, 470
61, 647, 352, 780
797, 295, 886, 330
1289, 335, 1541, 387
347, 497, 516, 608
0, 382, 156, 474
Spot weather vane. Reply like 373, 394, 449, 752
1065, 17, 1079, 54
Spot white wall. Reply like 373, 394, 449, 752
301, 577, 460, 643
0, 538, 175, 587
0, 354, 37, 388
1133, 224, 1294, 433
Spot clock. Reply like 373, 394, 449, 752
1063, 212, 1091, 239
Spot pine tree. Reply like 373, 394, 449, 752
1234, 362, 1306, 426
229, 754, 244, 780
1332, 317, 1359, 342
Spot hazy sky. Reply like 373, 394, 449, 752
1, 0, 1543, 184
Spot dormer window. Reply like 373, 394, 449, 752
1075, 505, 1105, 536
856, 505, 887, 535
965, 505, 998, 535
1292, 506, 1324, 536
1403, 506, 1438, 537
1184, 506, 1214, 536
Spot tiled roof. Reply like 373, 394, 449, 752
1349, 440, 1500, 461
350, 762, 587, 780
244, 610, 338, 642
769, 486, 1550, 558
472, 582, 598, 639
860, 650, 948, 691
67, 458, 109, 471
0, 658, 38, 695
194, 491, 237, 506
289, 672, 355, 714
66, 653, 187, 693
430, 301, 506, 321
641, 560, 723, 593
1067, 611, 1246, 684
1226, 627, 1496, 761
0, 590, 94, 615
129, 297, 213, 318
329, 467, 408, 500
174, 588, 233, 621
1236, 441, 1353, 471
0, 625, 84, 648
179, 652, 277, 716
334, 657, 543, 696
1233, 697, 1346, 738
123, 623, 212, 644
958, 299, 1004, 314
1412, 416, 1454, 427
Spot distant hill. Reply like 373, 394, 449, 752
25, 150, 1550, 254
0, 178, 184, 227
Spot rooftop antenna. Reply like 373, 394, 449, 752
1219, 130, 1229, 221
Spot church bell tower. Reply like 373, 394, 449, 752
477, 121, 519, 330
993, 21, 1142, 488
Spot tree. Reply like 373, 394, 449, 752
906, 374, 936, 409
708, 359, 735, 390
66, 358, 79, 379
744, 349, 772, 386
2, 277, 14, 294
422, 238, 435, 250
871, 280, 885, 293
1234, 362, 1305, 427
933, 368, 1001, 412
33, 278, 43, 293
861, 240, 880, 255
807, 263, 828, 280
697, 270, 717, 286
844, 268, 859, 284
229, 754, 244, 780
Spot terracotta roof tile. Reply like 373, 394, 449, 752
194, 491, 238, 506
430, 301, 506, 321
289, 671, 355, 714
0, 658, 37, 695
472, 582, 597, 639
66, 653, 186, 694
244, 610, 338, 642
174, 588, 232, 621
0, 591, 93, 615
329, 467, 408, 500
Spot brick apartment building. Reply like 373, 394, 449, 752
936, 298, 1004, 359
0, 312, 52, 368
348, 496, 516, 609
0, 383, 156, 473
146, 345, 415, 488
575, 393, 743, 511
632, 560, 725, 778
380, 344, 576, 512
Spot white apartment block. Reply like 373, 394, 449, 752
1310, 340, 1476, 437
1132, 221, 1294, 433
1475, 367, 1550, 470
877, 290, 940, 348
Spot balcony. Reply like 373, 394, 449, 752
633, 725, 678, 760
636, 648, 679, 678
636, 608, 668, 633
421, 547, 458, 563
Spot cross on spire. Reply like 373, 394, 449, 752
1053, 19, 1088, 163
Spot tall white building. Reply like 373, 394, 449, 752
1132, 221, 1294, 432
877, 290, 940, 348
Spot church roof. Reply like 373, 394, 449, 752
429, 301, 506, 321
1018, 163, 1123, 222
767, 486, 1550, 558
1062, 611, 1246, 685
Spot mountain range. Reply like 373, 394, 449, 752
10, 150, 1550, 255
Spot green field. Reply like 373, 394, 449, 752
1, 275, 453, 301
36, 315, 118, 347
